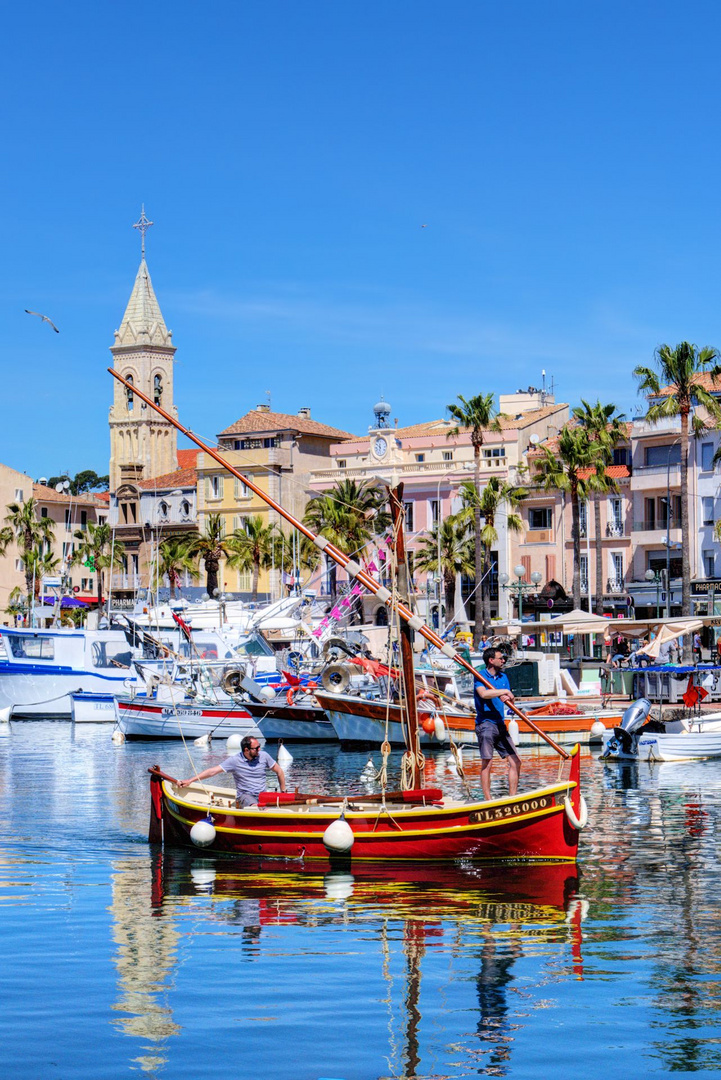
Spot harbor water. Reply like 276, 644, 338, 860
1, 721, 720, 1079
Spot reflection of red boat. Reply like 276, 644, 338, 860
149, 744, 584, 862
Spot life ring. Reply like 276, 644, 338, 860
286, 687, 295, 706
563, 794, 588, 831
417, 689, 442, 709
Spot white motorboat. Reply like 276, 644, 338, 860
114, 693, 264, 741
601, 699, 721, 761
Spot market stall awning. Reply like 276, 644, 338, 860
548, 608, 610, 633
644, 620, 703, 658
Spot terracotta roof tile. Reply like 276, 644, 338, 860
656, 372, 721, 396
343, 406, 568, 447
32, 484, 106, 506
218, 410, 353, 440
177, 449, 200, 468
138, 467, 198, 491
577, 464, 631, 480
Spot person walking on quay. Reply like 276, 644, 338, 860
180, 736, 286, 807
474, 647, 521, 801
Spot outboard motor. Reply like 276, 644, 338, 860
601, 697, 652, 759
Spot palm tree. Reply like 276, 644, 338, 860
635, 342, 721, 619
455, 477, 527, 632
5, 586, 27, 624
225, 516, 281, 600
152, 537, 199, 598
414, 518, 475, 623
182, 513, 244, 597
0, 498, 55, 608
446, 394, 502, 646
71, 522, 125, 608
26, 548, 60, 602
572, 400, 626, 614
535, 427, 603, 657
303, 480, 390, 599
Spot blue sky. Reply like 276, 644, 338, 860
3, 1, 721, 479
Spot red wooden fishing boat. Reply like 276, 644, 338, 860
111, 370, 587, 865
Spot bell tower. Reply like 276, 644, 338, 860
108, 208, 177, 492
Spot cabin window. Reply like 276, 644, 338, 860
90, 641, 133, 668
6, 635, 55, 660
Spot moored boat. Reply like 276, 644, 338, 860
114, 696, 263, 742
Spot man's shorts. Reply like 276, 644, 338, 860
475, 720, 517, 760
235, 792, 259, 808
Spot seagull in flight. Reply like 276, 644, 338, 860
25, 309, 59, 333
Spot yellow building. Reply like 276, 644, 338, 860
197, 405, 352, 599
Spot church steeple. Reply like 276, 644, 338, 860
108, 209, 178, 493
114, 259, 173, 348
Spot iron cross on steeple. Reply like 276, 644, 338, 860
133, 204, 154, 260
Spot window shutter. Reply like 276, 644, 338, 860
521, 556, 531, 579
545, 555, 556, 582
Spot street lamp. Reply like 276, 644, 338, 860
645, 568, 662, 618
499, 565, 543, 622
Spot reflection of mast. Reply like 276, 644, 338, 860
402, 920, 427, 1077
110, 855, 181, 1071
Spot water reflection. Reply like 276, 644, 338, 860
109, 852, 581, 1078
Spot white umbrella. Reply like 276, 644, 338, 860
548, 608, 610, 633
644, 620, 703, 659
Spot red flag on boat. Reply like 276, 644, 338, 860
171, 610, 193, 641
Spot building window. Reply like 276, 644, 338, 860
415, 453, 425, 463
14, 489, 23, 503
158, 501, 169, 521
65, 509, 72, 530
15, 559, 23, 572
704, 550, 715, 578
125, 374, 134, 411
701, 442, 714, 471
528, 507, 552, 530
430, 499, 439, 527
336, 459, 346, 469
578, 501, 588, 538
611, 553, 624, 589
580, 554, 588, 593
208, 476, 224, 500
404, 502, 414, 532
40, 506, 48, 518
482, 447, 505, 467
645, 444, 681, 467
153, 374, 163, 406
703, 497, 714, 526
442, 451, 453, 462
234, 478, 250, 499
80, 510, 87, 531
613, 447, 630, 467
180, 499, 191, 519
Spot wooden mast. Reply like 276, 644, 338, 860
388, 481, 422, 789
108, 368, 569, 759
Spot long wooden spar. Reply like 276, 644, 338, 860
109, 368, 569, 759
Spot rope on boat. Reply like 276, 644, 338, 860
12, 689, 85, 709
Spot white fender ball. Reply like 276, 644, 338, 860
590, 720, 606, 737
260, 686, 276, 702
190, 818, 217, 847
111, 730, 125, 745
433, 715, 447, 742
508, 718, 520, 744
226, 733, 243, 752
194, 732, 211, 748
323, 816, 355, 854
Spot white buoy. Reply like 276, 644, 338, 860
324, 871, 355, 900
590, 720, 606, 737
323, 815, 354, 854
111, 730, 125, 745
433, 715, 447, 742
190, 817, 216, 847
361, 756, 375, 779
226, 733, 242, 752
508, 718, 520, 744
260, 686, 276, 702
277, 741, 293, 768
194, 732, 211, 748
0, 706, 12, 723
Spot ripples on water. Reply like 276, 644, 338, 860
1, 721, 720, 1079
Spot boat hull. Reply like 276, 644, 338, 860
242, 700, 336, 741
149, 746, 583, 863
316, 691, 621, 748
115, 698, 263, 741
70, 692, 119, 723
602, 727, 721, 762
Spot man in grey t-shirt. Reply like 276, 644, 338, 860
179, 735, 286, 807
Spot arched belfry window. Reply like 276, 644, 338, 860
125, 374, 134, 411
154, 374, 163, 406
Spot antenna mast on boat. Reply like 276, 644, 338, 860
108, 367, 569, 759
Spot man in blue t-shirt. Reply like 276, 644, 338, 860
474, 647, 521, 801
180, 735, 287, 807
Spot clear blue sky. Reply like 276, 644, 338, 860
3, 1, 721, 479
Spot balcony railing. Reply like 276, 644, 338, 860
632, 516, 682, 532
606, 521, 625, 538
111, 573, 141, 589
606, 578, 625, 593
